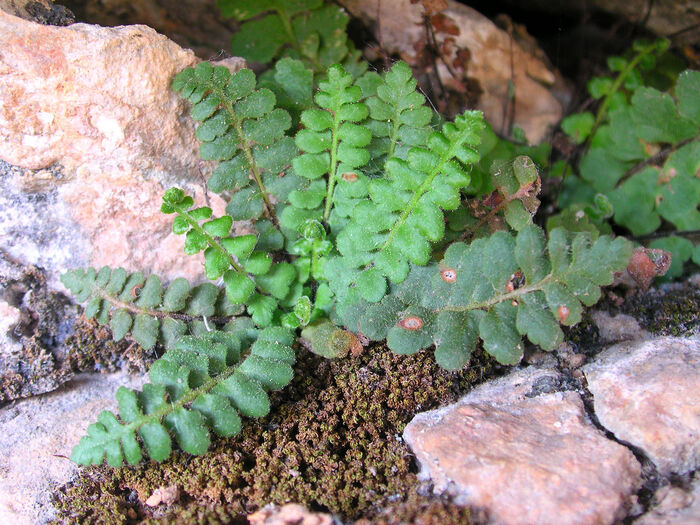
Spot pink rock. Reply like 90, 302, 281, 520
0, 10, 238, 285
583, 337, 700, 476
403, 367, 641, 525
248, 503, 335, 525
635, 481, 700, 525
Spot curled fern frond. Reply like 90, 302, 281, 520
61, 267, 242, 350
340, 225, 633, 370
162, 188, 297, 327
327, 110, 485, 310
71, 328, 295, 467
171, 61, 300, 224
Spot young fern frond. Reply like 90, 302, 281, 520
329, 61, 435, 230
327, 110, 485, 309
361, 61, 434, 162
71, 328, 295, 467
162, 188, 297, 327
339, 225, 633, 370
60, 267, 242, 350
281, 63, 370, 230
171, 62, 300, 225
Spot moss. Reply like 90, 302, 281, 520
620, 283, 700, 336
52, 345, 495, 524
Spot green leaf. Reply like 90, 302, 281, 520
247, 294, 277, 326
132, 314, 159, 350
479, 303, 522, 364
561, 112, 594, 144
202, 216, 233, 237
204, 247, 230, 280
223, 271, 255, 304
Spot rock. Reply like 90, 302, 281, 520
0, 371, 147, 525
144, 485, 180, 507
583, 337, 700, 476
635, 480, 700, 524
403, 367, 641, 525
248, 503, 336, 525
0, 10, 237, 286
591, 310, 651, 344
338, 0, 566, 142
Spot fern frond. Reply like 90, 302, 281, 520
71, 328, 295, 466
161, 188, 297, 326
171, 62, 300, 224
328, 62, 435, 230
327, 110, 485, 309
61, 267, 243, 350
340, 225, 633, 369
218, 0, 365, 75
281, 63, 370, 230
362, 61, 434, 162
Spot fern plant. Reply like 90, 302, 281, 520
71, 328, 295, 466
65, 57, 635, 467
554, 39, 700, 279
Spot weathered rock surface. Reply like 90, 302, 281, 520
339, 0, 565, 142
0, 371, 147, 525
635, 479, 700, 524
591, 310, 651, 344
0, 10, 234, 286
583, 337, 700, 476
403, 367, 641, 525
248, 503, 336, 525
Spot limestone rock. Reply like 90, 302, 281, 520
583, 337, 700, 476
0, 371, 147, 525
635, 480, 700, 525
0, 10, 238, 285
403, 367, 641, 525
338, 0, 565, 142
248, 503, 336, 525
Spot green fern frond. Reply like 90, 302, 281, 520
71, 328, 295, 467
281, 63, 370, 231
171, 61, 300, 224
218, 0, 365, 75
161, 188, 297, 326
327, 110, 485, 309
60, 267, 243, 350
340, 225, 633, 369
362, 61, 434, 161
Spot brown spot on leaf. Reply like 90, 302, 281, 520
399, 317, 423, 330
130, 285, 141, 298
440, 268, 457, 283
341, 172, 358, 182
557, 305, 570, 323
